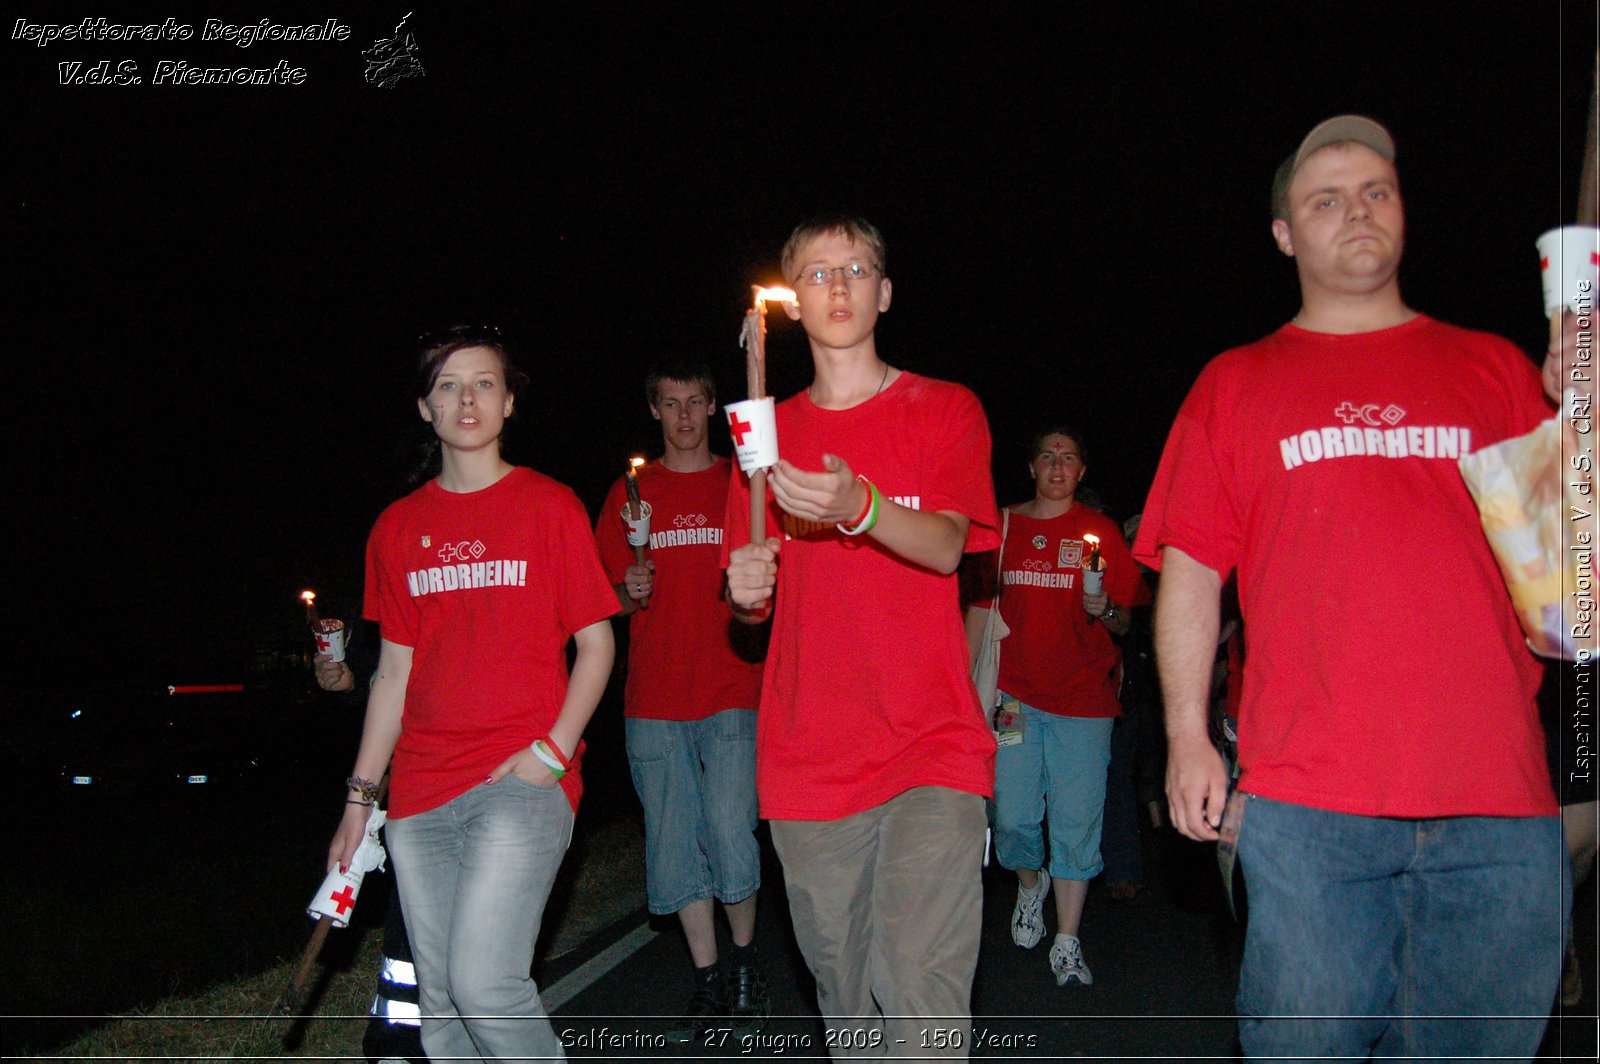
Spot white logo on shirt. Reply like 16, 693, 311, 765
406, 559, 527, 597
1059, 540, 1084, 568
1004, 569, 1076, 589
1279, 425, 1473, 470
649, 526, 724, 549
1334, 401, 1407, 427
437, 540, 486, 563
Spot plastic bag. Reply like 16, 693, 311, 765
1460, 389, 1595, 661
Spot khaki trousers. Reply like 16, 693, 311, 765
771, 787, 985, 1059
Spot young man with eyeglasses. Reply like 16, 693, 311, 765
725, 215, 1001, 1056
594, 360, 768, 1039
1134, 116, 1564, 1060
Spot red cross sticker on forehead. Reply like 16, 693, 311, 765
728, 412, 752, 446
327, 884, 356, 915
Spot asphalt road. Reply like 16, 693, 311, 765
545, 823, 1597, 1062
7, 731, 1592, 1061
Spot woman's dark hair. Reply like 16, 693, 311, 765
1028, 425, 1087, 467
416, 324, 528, 398
409, 325, 530, 485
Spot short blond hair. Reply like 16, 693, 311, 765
780, 214, 888, 283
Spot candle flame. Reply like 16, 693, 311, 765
300, 590, 316, 606
630, 456, 646, 470
1082, 534, 1102, 571
754, 285, 797, 305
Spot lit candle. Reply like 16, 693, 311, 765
300, 589, 320, 626
738, 285, 797, 544
624, 456, 650, 609
625, 456, 645, 517
741, 285, 797, 401
1083, 534, 1102, 572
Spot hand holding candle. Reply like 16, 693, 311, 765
301, 588, 347, 662
623, 456, 652, 609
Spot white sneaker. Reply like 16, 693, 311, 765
1010, 873, 1050, 949
1049, 934, 1093, 986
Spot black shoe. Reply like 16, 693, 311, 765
726, 963, 769, 1029
668, 979, 728, 1042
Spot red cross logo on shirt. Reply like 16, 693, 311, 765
728, 412, 752, 446
328, 885, 357, 915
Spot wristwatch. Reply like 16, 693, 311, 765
1101, 603, 1121, 624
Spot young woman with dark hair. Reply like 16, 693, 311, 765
329, 326, 617, 1061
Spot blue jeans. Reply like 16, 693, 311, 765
992, 699, 1114, 881
386, 776, 574, 1063
1235, 794, 1567, 1062
626, 709, 760, 915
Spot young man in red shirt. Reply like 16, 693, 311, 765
596, 361, 768, 1038
726, 216, 1001, 1056
1135, 116, 1564, 1060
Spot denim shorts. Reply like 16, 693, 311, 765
626, 709, 760, 914
991, 697, 1114, 881
1234, 793, 1567, 1060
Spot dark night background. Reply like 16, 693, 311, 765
7, 2, 1595, 692
3, 2, 1597, 1052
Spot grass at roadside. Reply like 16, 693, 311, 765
41, 814, 647, 1062
42, 932, 380, 1062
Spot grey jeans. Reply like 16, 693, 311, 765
387, 775, 574, 1063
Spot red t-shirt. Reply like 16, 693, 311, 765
1133, 316, 1554, 817
723, 372, 1003, 821
975, 506, 1149, 717
595, 458, 763, 720
364, 467, 620, 818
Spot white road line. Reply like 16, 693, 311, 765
543, 921, 659, 1012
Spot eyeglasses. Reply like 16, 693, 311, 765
793, 262, 881, 287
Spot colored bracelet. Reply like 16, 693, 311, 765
838, 477, 883, 536
530, 738, 569, 780
346, 799, 374, 808
346, 775, 380, 803
536, 736, 572, 770
859, 481, 884, 534
844, 475, 873, 527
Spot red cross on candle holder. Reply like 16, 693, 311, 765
729, 412, 752, 446
328, 884, 357, 915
